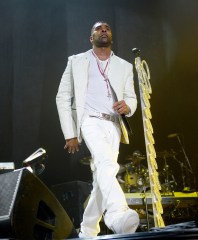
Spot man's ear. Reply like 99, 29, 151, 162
90, 35, 93, 43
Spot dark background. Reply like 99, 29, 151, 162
0, 0, 198, 190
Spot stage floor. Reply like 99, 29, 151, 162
76, 229, 198, 240
73, 221, 198, 240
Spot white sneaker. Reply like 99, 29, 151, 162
79, 229, 98, 238
111, 209, 139, 234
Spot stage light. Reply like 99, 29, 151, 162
22, 148, 47, 175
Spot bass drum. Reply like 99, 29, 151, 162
123, 169, 150, 193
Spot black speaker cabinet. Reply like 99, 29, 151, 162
0, 168, 77, 239
51, 181, 92, 228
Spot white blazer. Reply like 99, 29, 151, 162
56, 49, 137, 144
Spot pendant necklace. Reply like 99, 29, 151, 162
92, 50, 112, 98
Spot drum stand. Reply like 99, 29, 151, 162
161, 156, 176, 194
172, 154, 196, 191
171, 154, 187, 191
172, 135, 196, 191
176, 135, 196, 191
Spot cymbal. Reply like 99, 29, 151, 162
125, 154, 146, 161
157, 150, 177, 158
80, 156, 91, 165
125, 155, 133, 161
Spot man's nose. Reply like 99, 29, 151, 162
101, 27, 107, 32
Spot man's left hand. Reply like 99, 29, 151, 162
113, 100, 130, 115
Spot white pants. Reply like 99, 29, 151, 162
80, 116, 129, 237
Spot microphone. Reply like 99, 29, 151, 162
167, 133, 178, 138
132, 48, 140, 56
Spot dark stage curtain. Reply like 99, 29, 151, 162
0, 0, 198, 189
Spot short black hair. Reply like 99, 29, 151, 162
91, 21, 111, 35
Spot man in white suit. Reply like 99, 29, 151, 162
56, 21, 139, 237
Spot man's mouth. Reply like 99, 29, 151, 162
101, 34, 108, 38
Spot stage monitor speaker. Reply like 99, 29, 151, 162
51, 181, 92, 228
0, 168, 77, 239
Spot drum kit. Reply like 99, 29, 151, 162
117, 150, 180, 193
79, 149, 188, 193
117, 152, 150, 193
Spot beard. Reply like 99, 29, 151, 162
93, 36, 112, 48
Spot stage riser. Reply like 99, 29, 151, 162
125, 192, 198, 227
125, 192, 198, 208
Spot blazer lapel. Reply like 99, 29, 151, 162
72, 52, 90, 108
108, 56, 123, 101
108, 55, 132, 144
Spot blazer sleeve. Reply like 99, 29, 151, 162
123, 62, 137, 117
56, 56, 77, 140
